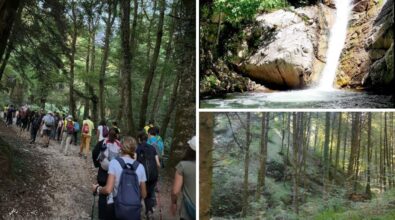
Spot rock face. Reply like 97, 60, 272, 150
362, 0, 394, 89
237, 6, 334, 90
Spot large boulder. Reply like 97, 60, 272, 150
363, 0, 394, 89
238, 7, 333, 89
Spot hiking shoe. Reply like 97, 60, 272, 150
83, 155, 87, 159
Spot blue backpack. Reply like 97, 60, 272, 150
114, 157, 141, 220
73, 122, 80, 132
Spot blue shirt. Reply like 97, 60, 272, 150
147, 136, 164, 156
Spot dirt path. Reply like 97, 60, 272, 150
0, 120, 177, 219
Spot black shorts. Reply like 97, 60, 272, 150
43, 129, 51, 136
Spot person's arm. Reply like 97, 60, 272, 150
155, 155, 160, 168
140, 182, 147, 199
170, 171, 183, 216
92, 173, 115, 195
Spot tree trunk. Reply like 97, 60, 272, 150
334, 113, 342, 177
199, 112, 213, 220
149, 2, 177, 122
160, 71, 181, 139
242, 113, 251, 217
342, 113, 348, 172
69, 6, 78, 119
120, 0, 135, 135
323, 112, 330, 198
348, 112, 361, 192
256, 112, 269, 199
167, 0, 195, 169
139, 0, 165, 129
366, 112, 372, 197
99, 0, 116, 122
0, 0, 21, 79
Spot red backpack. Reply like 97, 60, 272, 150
82, 123, 89, 134
66, 121, 74, 134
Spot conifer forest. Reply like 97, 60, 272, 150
200, 112, 395, 220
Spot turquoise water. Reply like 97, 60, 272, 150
200, 89, 394, 109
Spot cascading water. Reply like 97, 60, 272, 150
317, 0, 353, 90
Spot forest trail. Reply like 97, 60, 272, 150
0, 120, 176, 219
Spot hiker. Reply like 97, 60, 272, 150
51, 112, 60, 140
147, 127, 164, 167
92, 136, 147, 220
56, 115, 64, 141
40, 111, 55, 148
80, 116, 94, 159
170, 136, 196, 220
60, 115, 74, 156
92, 128, 122, 220
72, 118, 80, 145
30, 111, 41, 144
3, 105, 7, 119
111, 121, 121, 140
6, 104, 15, 126
136, 132, 160, 219
144, 120, 155, 134
97, 120, 109, 142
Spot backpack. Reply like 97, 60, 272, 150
137, 144, 158, 183
44, 116, 54, 128
113, 157, 141, 220
66, 121, 74, 134
102, 126, 109, 138
74, 122, 80, 132
82, 123, 89, 134
98, 140, 122, 171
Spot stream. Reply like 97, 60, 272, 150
200, 89, 394, 109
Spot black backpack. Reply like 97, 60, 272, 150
137, 144, 158, 183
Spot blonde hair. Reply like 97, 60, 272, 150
121, 136, 137, 159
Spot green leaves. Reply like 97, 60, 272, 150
214, 0, 288, 24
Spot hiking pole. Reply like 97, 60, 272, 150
91, 193, 96, 220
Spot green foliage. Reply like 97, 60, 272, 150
214, 0, 288, 23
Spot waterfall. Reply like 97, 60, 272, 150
317, 0, 353, 90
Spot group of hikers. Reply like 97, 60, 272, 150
2, 104, 196, 220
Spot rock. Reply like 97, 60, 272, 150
323, 0, 335, 9
353, 0, 370, 12
240, 9, 320, 89
368, 49, 387, 61
363, 0, 394, 90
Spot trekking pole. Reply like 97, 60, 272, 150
91, 193, 96, 220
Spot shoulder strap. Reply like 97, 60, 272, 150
131, 160, 139, 171
115, 157, 126, 169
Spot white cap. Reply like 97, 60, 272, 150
187, 136, 196, 151
66, 115, 73, 120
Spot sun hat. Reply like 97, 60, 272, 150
187, 136, 196, 151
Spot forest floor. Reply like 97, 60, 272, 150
0, 119, 176, 219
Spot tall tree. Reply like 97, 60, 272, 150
139, 0, 165, 128
119, 0, 135, 134
242, 113, 251, 217
323, 112, 330, 198
256, 112, 269, 199
98, 0, 117, 122
167, 0, 195, 168
199, 112, 214, 220
334, 112, 342, 177
366, 112, 372, 197
348, 112, 361, 192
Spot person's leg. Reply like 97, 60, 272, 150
145, 181, 156, 214
105, 203, 115, 220
60, 132, 67, 151
98, 194, 107, 220
64, 135, 72, 155
84, 135, 91, 158
79, 135, 85, 155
